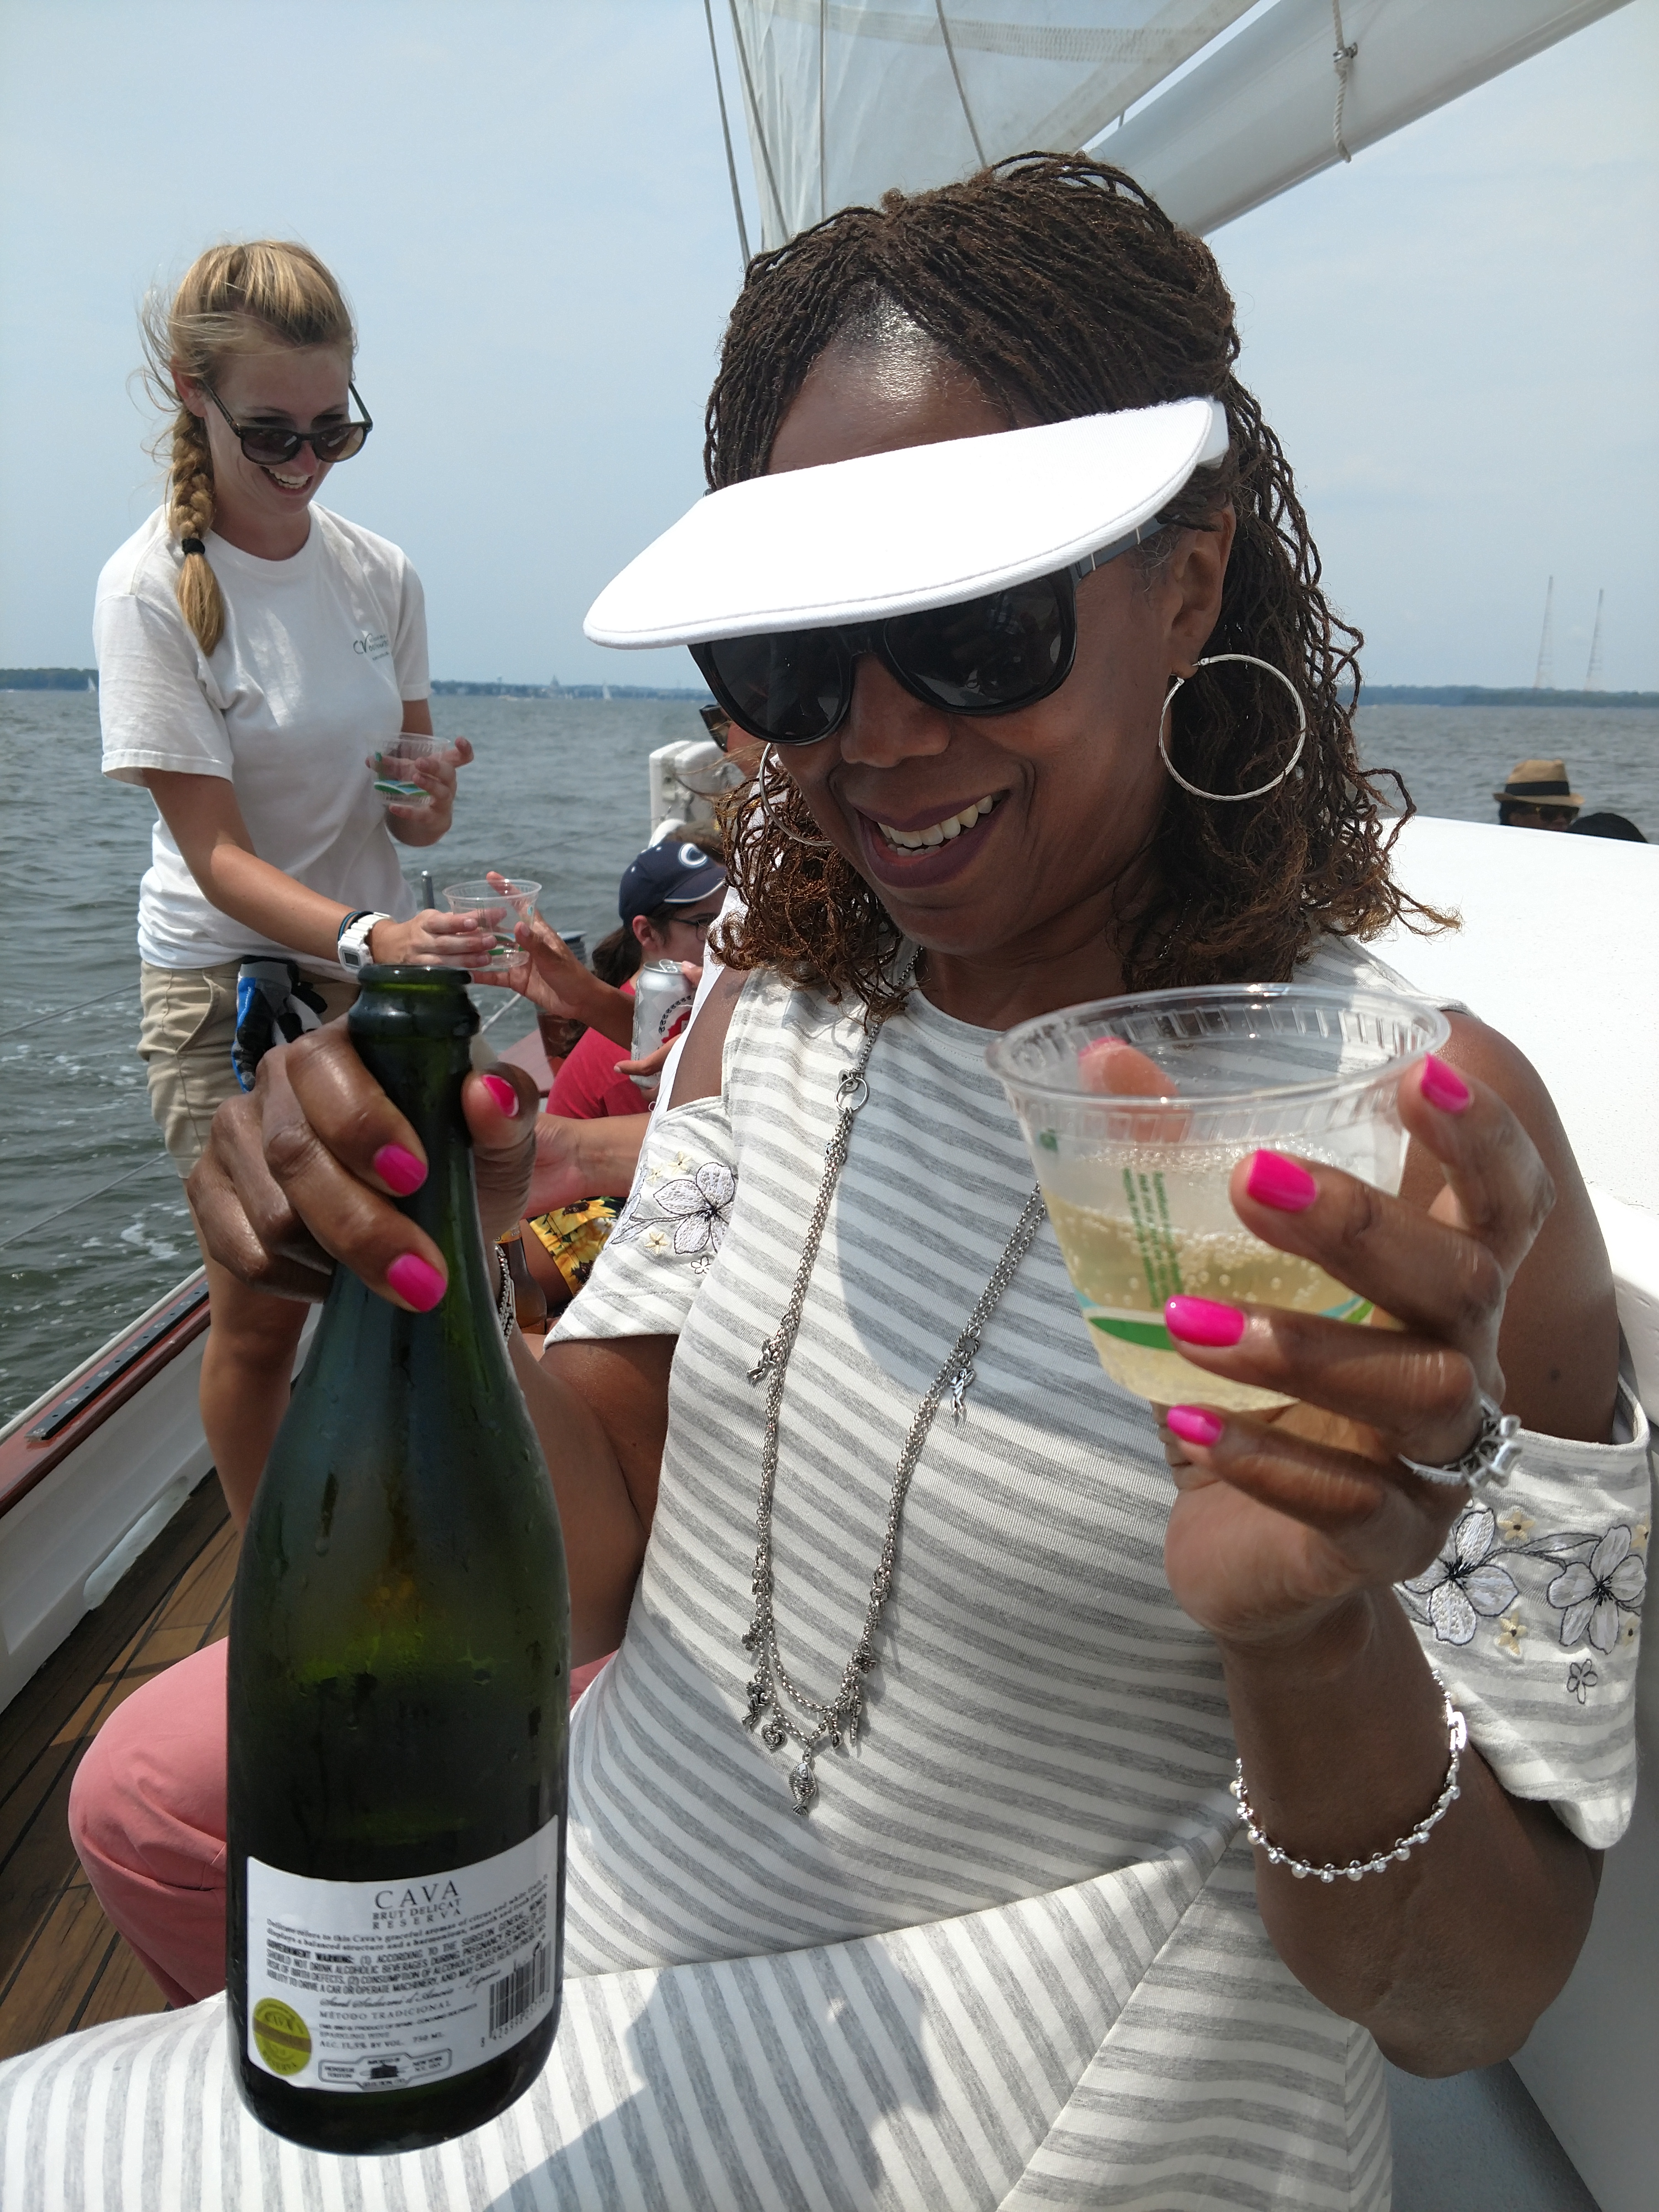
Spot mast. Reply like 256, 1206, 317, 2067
1584, 589, 1604, 691
1533, 577, 1555, 691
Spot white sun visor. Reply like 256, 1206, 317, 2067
584, 397, 1228, 649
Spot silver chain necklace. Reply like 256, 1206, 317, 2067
742, 992, 1046, 1813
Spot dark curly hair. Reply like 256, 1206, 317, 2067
704, 155, 1440, 1015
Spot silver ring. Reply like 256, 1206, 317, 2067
1398, 1392, 1523, 1491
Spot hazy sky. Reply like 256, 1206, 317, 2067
2, 0, 1653, 690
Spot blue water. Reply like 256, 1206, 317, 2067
0, 692, 704, 1425
2, 690, 1654, 1424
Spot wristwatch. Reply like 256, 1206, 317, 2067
336, 909, 391, 975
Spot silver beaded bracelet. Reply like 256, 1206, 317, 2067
1230, 1670, 1468, 1883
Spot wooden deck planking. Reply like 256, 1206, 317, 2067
0, 1472, 238, 2059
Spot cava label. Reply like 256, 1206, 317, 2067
244, 1819, 561, 2093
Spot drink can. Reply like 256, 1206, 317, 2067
630, 960, 695, 1096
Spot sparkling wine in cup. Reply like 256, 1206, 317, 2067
986, 983, 1449, 1412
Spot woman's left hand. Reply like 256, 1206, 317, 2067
385, 734, 474, 841
1158, 1051, 1554, 1652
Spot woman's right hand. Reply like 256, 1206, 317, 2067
502, 910, 598, 1017
187, 1026, 539, 1308
503, 911, 636, 1050
368, 906, 498, 969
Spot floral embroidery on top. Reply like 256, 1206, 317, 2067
1567, 1660, 1599, 1704
1399, 1501, 1648, 1666
1402, 1506, 1519, 1645
1545, 1527, 1647, 1654
615, 1160, 736, 1262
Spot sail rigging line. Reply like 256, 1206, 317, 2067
0, 1151, 175, 1255
726, 1, 786, 249
1331, 0, 1358, 163
818, 0, 828, 224
933, 1, 987, 168
2, 980, 140, 1039
703, 0, 753, 266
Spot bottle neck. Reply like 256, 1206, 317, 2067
382, 1060, 495, 1313
337, 976, 503, 1368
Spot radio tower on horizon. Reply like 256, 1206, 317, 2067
1533, 577, 1555, 690
1584, 589, 1605, 691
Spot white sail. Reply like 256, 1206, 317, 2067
726, 1, 1260, 248
727, 0, 1633, 247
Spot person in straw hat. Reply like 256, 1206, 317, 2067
1495, 758, 1583, 829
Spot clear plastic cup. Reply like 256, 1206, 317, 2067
371, 733, 439, 807
986, 982, 1449, 1411
441, 877, 541, 974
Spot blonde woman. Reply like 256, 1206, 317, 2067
96, 240, 495, 1524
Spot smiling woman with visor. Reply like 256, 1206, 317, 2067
31, 163, 1649, 2212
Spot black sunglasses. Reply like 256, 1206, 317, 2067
202, 380, 373, 466
690, 520, 1164, 747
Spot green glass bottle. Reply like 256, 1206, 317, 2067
226, 966, 568, 2155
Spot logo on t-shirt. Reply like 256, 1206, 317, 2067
354, 630, 392, 661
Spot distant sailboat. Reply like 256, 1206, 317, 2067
1533, 575, 1556, 689
1585, 587, 1605, 690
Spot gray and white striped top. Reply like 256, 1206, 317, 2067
1, 936, 1647, 2211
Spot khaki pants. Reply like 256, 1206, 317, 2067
138, 959, 358, 1178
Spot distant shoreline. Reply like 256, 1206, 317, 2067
1357, 685, 1657, 709
4, 669, 1656, 709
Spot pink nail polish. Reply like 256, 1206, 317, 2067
480, 1072, 520, 1118
1244, 1150, 1319, 1212
1165, 1295, 1246, 1347
1419, 1053, 1471, 1114
1166, 1406, 1225, 1448
373, 1143, 426, 1195
385, 1252, 447, 1310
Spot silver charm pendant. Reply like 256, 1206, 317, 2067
789, 1757, 817, 1814
948, 1359, 975, 1426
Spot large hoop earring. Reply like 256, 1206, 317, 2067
756, 744, 834, 850
1158, 653, 1307, 803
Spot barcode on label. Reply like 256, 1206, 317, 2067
488, 1943, 550, 2039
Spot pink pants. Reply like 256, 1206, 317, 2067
70, 1642, 614, 2007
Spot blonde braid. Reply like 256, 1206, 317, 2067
169, 408, 224, 655
139, 238, 358, 660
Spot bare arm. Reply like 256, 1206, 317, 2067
501, 910, 637, 1050
1161, 1024, 1616, 2073
146, 726, 486, 967
512, 1333, 672, 1659
527, 1111, 649, 1215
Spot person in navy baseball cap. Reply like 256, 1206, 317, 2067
618, 838, 727, 928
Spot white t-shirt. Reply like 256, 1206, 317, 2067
95, 504, 427, 971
